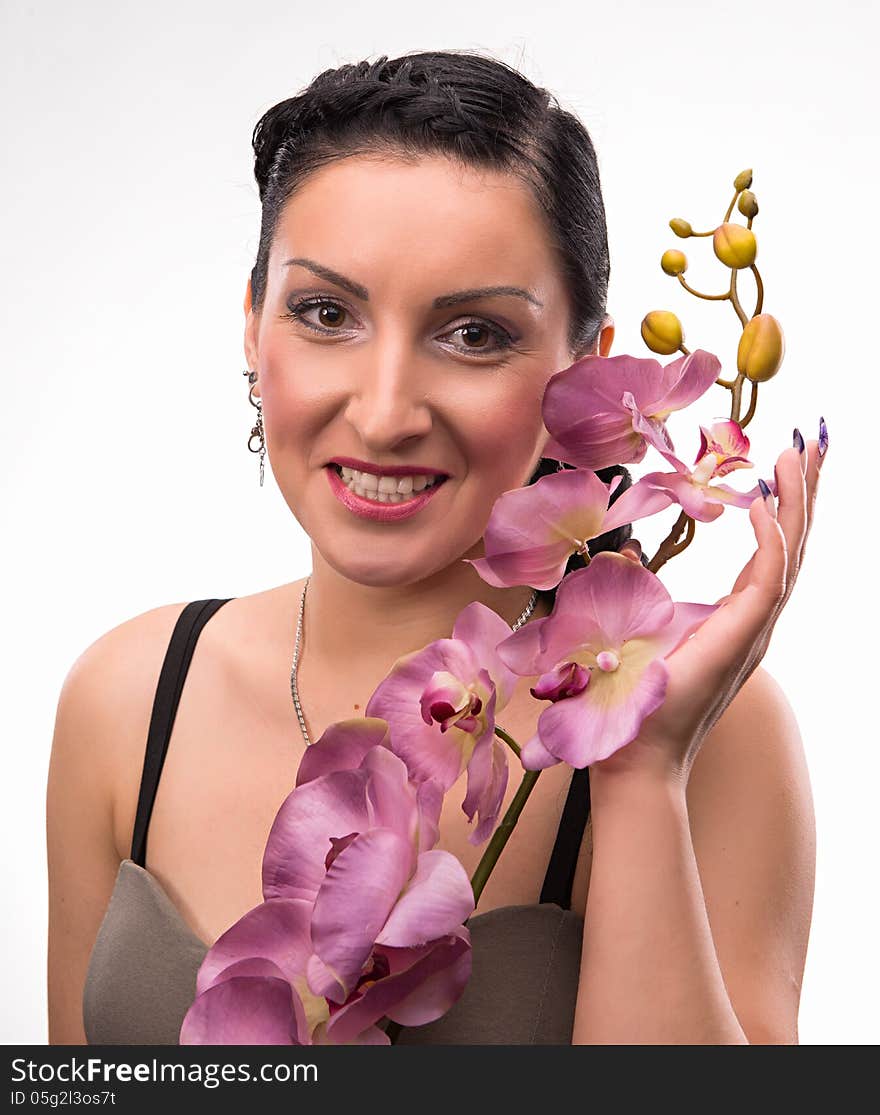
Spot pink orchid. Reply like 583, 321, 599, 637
180, 721, 473, 1045
365, 602, 521, 845
494, 552, 717, 769
636, 419, 774, 523
542, 349, 721, 469
464, 466, 674, 591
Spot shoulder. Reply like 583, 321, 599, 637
685, 665, 816, 1043
687, 664, 813, 824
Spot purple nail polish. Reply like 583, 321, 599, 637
793, 427, 805, 454
818, 416, 829, 457
758, 477, 777, 518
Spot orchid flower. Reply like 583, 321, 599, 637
494, 552, 717, 769
365, 602, 521, 845
636, 419, 775, 522
464, 465, 674, 591
180, 721, 474, 1045
541, 349, 721, 470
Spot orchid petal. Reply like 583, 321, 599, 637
375, 850, 475, 947
650, 349, 721, 414
262, 770, 370, 901
180, 975, 300, 1045
553, 552, 674, 646
295, 718, 392, 787
310, 828, 413, 1002
535, 654, 669, 766
366, 639, 483, 789
451, 601, 521, 708
195, 898, 314, 996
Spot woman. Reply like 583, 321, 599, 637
47, 50, 820, 1045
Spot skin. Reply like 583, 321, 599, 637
46, 152, 819, 1045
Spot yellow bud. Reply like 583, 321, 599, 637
669, 218, 692, 238
737, 314, 785, 382
713, 222, 757, 269
661, 249, 688, 276
734, 168, 753, 191
641, 310, 683, 355
737, 190, 759, 218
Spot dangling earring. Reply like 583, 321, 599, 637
242, 368, 266, 487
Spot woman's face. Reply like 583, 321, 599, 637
244, 152, 613, 588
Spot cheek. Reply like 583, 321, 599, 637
460, 386, 546, 485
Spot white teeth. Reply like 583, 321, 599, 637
332, 461, 443, 501
335, 465, 444, 503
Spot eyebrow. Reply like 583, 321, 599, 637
283, 257, 544, 309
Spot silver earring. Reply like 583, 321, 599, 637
242, 368, 266, 487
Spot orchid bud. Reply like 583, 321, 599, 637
661, 249, 688, 275
734, 168, 753, 190
737, 313, 785, 382
713, 223, 758, 269
737, 190, 759, 218
669, 218, 692, 238
641, 310, 683, 355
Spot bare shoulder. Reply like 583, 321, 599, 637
46, 598, 191, 1043
685, 665, 816, 1043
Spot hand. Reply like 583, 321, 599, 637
594, 425, 827, 785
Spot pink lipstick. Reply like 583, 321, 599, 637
325, 464, 448, 522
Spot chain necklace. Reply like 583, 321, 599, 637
289, 575, 539, 748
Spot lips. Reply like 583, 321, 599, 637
325, 464, 448, 522
327, 455, 450, 479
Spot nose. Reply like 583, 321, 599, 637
343, 338, 434, 454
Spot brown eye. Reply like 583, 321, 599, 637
285, 297, 352, 333
315, 303, 347, 328
446, 319, 513, 357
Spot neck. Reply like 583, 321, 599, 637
303, 541, 547, 679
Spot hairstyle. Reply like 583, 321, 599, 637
248, 49, 635, 608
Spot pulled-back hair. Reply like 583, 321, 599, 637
249, 49, 634, 607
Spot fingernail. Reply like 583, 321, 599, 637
793, 427, 807, 474
818, 416, 829, 462
758, 477, 777, 519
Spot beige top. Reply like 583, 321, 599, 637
83, 859, 585, 1045
81, 598, 591, 1045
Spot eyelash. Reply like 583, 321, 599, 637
283, 296, 516, 358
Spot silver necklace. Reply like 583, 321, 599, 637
289, 575, 539, 748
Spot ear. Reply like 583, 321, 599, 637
244, 277, 259, 394
597, 314, 615, 357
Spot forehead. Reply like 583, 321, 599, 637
269, 153, 563, 297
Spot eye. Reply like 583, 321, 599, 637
442, 320, 515, 357
284, 296, 354, 333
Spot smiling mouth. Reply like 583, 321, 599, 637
329, 463, 448, 504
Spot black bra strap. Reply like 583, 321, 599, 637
539, 765, 591, 909
130, 598, 234, 868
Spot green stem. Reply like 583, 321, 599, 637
494, 724, 521, 758
469, 768, 542, 907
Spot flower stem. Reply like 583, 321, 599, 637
494, 724, 521, 758
751, 264, 764, 316
740, 380, 759, 428
647, 510, 694, 574
676, 275, 730, 301
469, 767, 542, 907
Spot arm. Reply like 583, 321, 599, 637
46, 639, 125, 1044
46, 603, 189, 1044
571, 665, 815, 1044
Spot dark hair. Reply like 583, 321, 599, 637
249, 49, 632, 609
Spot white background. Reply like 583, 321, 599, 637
1, 0, 876, 1044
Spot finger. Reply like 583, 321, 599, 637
672, 490, 785, 684
799, 420, 826, 567
774, 444, 807, 603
